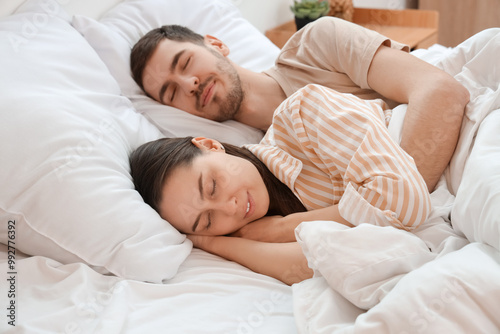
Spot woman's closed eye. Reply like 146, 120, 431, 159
206, 212, 212, 231
204, 179, 216, 231
211, 179, 217, 196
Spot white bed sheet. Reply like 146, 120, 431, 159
0, 246, 297, 333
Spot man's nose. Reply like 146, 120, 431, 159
179, 75, 199, 96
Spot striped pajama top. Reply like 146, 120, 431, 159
246, 84, 431, 230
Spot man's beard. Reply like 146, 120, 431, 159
197, 50, 244, 122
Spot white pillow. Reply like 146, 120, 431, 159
0, 0, 191, 283
72, 0, 281, 146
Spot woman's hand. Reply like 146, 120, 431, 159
231, 205, 353, 243
186, 234, 216, 250
229, 215, 296, 243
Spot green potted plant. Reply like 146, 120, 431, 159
290, 0, 330, 30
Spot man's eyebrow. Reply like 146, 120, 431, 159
170, 49, 185, 72
158, 49, 186, 104
191, 173, 204, 232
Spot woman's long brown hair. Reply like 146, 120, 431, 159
129, 137, 306, 220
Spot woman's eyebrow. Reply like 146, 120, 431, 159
192, 214, 201, 233
191, 173, 204, 232
198, 173, 204, 201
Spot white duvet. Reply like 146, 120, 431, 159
293, 28, 500, 333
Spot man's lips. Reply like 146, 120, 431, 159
201, 80, 215, 108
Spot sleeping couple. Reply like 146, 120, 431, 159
128, 17, 470, 285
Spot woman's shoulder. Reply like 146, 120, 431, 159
275, 84, 377, 119
272, 84, 389, 140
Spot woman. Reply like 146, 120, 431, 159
130, 84, 431, 285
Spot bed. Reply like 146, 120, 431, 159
0, 0, 499, 333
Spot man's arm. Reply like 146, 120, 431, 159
188, 235, 313, 285
367, 45, 470, 191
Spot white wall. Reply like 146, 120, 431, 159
231, 0, 294, 34
234, 0, 418, 34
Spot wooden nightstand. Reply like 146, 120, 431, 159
265, 8, 439, 50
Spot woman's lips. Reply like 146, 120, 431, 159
244, 192, 255, 219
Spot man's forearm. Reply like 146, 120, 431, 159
366, 46, 470, 191
400, 77, 469, 191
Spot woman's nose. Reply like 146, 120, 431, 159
215, 196, 238, 216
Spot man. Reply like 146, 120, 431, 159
130, 17, 469, 192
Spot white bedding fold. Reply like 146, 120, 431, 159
293, 240, 500, 334
295, 221, 436, 310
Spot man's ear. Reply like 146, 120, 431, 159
204, 35, 230, 57
191, 137, 224, 152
